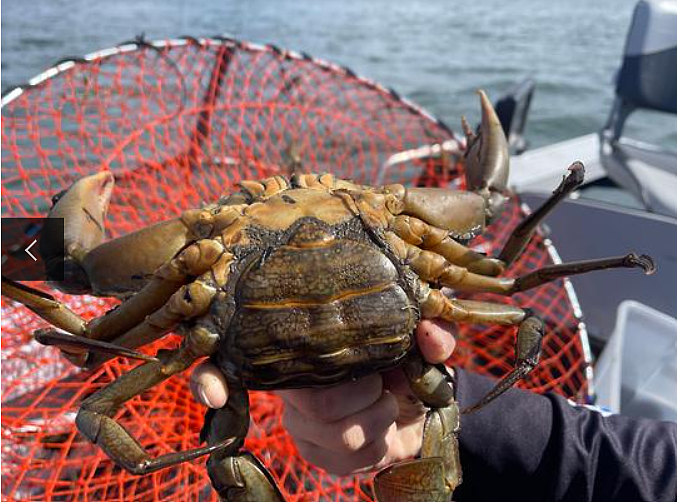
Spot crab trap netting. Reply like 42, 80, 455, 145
1, 37, 592, 501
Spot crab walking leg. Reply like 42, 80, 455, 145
84, 272, 221, 368
1, 277, 106, 366
386, 231, 655, 294
86, 239, 226, 343
391, 214, 504, 276
33, 328, 160, 363
1, 277, 87, 335
421, 288, 545, 414
508, 253, 656, 293
375, 355, 461, 502
498, 161, 585, 266
461, 315, 545, 414
0, 240, 225, 366
384, 231, 512, 292
203, 373, 285, 501
76, 325, 232, 475
84, 251, 234, 369
420, 288, 526, 325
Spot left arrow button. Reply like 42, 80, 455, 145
25, 239, 38, 261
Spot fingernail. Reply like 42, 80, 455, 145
198, 386, 215, 408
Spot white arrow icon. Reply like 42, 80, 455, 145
25, 239, 38, 261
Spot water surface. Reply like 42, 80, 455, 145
2, 0, 676, 149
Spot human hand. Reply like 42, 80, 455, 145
190, 319, 456, 476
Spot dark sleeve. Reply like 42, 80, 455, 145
452, 368, 677, 502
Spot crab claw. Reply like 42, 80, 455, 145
40, 171, 115, 294
462, 89, 510, 222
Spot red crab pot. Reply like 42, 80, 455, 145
1, 37, 592, 502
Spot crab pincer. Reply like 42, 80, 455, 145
463, 89, 510, 224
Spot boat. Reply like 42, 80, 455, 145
381, 0, 677, 420
501, 0, 677, 419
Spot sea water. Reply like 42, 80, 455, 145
2, 0, 676, 149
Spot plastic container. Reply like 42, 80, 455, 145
594, 300, 677, 421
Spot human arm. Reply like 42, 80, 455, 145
454, 368, 677, 502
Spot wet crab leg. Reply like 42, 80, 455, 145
420, 288, 545, 414
1, 277, 87, 335
497, 161, 585, 266
5, 239, 226, 367
75, 324, 230, 475
375, 355, 461, 502
33, 328, 160, 363
85, 239, 226, 344
461, 315, 545, 415
83, 263, 226, 369
420, 288, 526, 324
391, 214, 505, 276
203, 372, 285, 501
385, 231, 655, 294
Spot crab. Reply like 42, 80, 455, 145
2, 91, 655, 502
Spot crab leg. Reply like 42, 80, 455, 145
84, 267, 223, 369
498, 161, 585, 266
385, 231, 655, 294
204, 373, 285, 501
1, 277, 95, 365
420, 288, 545, 414
391, 214, 504, 276
389, 163, 585, 275
420, 288, 526, 324
1, 277, 86, 335
34, 328, 159, 363
75, 324, 229, 475
461, 315, 545, 415
3, 239, 225, 367
85, 239, 225, 343
375, 355, 461, 502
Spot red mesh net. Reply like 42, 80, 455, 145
1, 38, 591, 501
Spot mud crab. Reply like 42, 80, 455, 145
2, 91, 655, 502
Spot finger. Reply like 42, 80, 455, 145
283, 391, 398, 454
277, 373, 383, 423
295, 423, 397, 476
376, 419, 425, 466
189, 361, 229, 408
416, 319, 456, 364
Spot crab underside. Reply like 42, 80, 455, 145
1, 91, 655, 502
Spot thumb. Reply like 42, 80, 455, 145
416, 319, 456, 364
